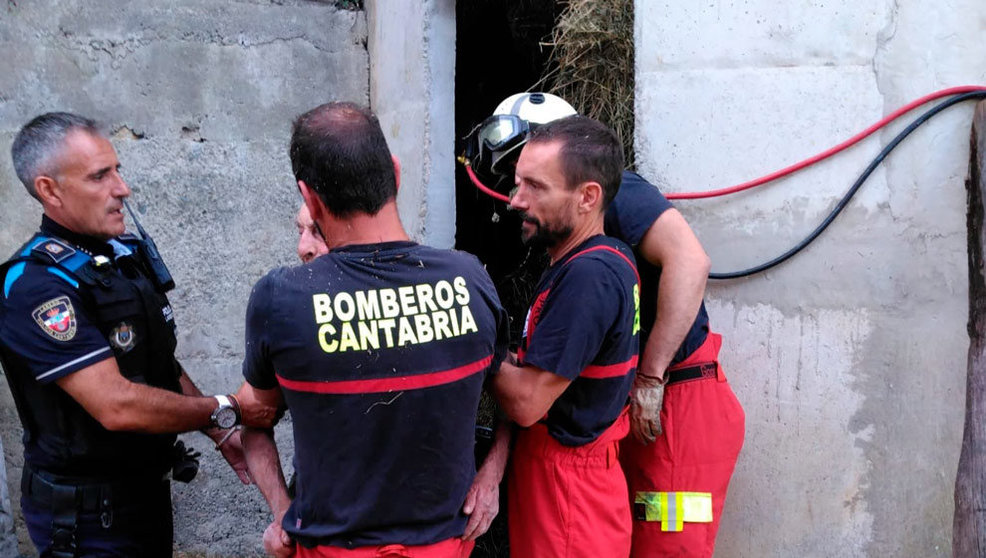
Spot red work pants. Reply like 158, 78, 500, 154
621, 332, 745, 558
508, 410, 632, 558
295, 538, 474, 558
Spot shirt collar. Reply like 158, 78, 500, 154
39, 215, 116, 258
330, 240, 418, 254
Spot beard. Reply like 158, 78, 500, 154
519, 213, 573, 249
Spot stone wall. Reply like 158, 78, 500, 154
0, 1, 368, 554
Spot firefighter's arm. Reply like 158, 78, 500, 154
637, 208, 710, 379
238, 382, 294, 557
492, 361, 570, 427
632, 208, 710, 444
462, 420, 511, 540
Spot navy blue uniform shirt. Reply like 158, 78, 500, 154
605, 170, 710, 365
0, 216, 179, 478
2, 218, 119, 386
243, 241, 509, 548
518, 235, 639, 447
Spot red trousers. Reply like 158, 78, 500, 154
508, 410, 632, 558
621, 333, 745, 558
295, 538, 474, 558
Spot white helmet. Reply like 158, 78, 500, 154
492, 92, 577, 125
471, 92, 577, 178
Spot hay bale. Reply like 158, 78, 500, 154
540, 0, 635, 168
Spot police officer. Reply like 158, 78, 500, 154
0, 112, 277, 557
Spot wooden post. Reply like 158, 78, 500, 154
956, 100, 986, 557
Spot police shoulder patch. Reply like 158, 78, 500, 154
30, 238, 76, 264
32, 296, 77, 341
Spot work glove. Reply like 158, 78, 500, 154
630, 375, 665, 444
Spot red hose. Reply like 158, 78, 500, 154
461, 86, 986, 203
465, 162, 512, 203
665, 85, 986, 200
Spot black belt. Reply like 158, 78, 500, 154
22, 466, 167, 513
665, 361, 718, 386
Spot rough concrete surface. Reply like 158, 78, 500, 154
636, 0, 986, 555
367, 0, 456, 249
0, 1, 368, 555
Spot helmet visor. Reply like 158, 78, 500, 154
478, 114, 530, 152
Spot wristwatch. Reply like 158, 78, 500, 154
210, 394, 241, 429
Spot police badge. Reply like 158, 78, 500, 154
32, 296, 77, 341
109, 322, 136, 352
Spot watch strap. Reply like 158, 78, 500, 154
227, 393, 242, 424
210, 395, 238, 429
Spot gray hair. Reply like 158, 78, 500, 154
11, 112, 102, 200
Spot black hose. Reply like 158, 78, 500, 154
710, 91, 986, 280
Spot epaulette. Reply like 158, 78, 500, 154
29, 238, 76, 264
3, 235, 100, 297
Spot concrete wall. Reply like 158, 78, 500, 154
366, 0, 456, 248
635, 0, 986, 556
0, 1, 368, 555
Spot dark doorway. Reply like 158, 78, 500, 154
455, 0, 563, 342
455, 3, 563, 557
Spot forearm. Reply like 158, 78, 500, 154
492, 362, 570, 427
100, 380, 216, 433
640, 262, 708, 379
492, 363, 544, 426
178, 367, 229, 442
635, 208, 711, 380
477, 421, 511, 483
242, 427, 291, 520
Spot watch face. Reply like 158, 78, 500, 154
214, 407, 237, 429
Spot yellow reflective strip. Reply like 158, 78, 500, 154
635, 491, 714, 527
680, 492, 713, 523
660, 492, 672, 531
634, 491, 663, 521
660, 492, 685, 532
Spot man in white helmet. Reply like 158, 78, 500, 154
469, 93, 745, 558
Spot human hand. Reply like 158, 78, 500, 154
216, 428, 252, 485
506, 351, 518, 366
631, 375, 665, 444
234, 386, 281, 429
263, 520, 295, 558
461, 466, 500, 541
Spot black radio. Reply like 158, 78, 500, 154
123, 200, 175, 293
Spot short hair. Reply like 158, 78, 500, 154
11, 112, 102, 200
527, 115, 624, 208
289, 102, 396, 217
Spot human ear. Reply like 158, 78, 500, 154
34, 175, 63, 208
298, 180, 324, 224
578, 181, 602, 214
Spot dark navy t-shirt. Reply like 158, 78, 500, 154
605, 170, 710, 365
243, 241, 509, 548
518, 235, 639, 447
